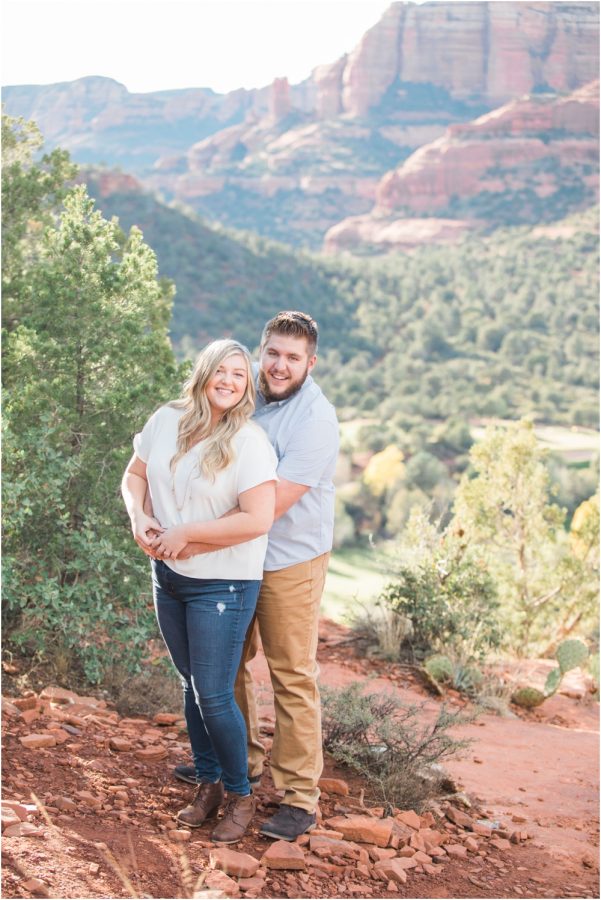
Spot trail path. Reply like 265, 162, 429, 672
2, 619, 599, 900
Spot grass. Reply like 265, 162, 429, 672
471, 420, 599, 463
322, 544, 390, 623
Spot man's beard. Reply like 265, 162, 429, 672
258, 366, 309, 403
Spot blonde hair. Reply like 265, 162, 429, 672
170, 339, 255, 479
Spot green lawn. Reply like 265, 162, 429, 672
322, 544, 390, 624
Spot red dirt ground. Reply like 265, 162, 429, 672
1, 618, 599, 900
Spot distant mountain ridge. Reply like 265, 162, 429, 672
3, 1, 599, 250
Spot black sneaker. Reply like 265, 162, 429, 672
173, 765, 261, 787
173, 764, 198, 784
259, 804, 316, 841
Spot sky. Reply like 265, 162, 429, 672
2, 0, 398, 94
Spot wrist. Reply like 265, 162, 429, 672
179, 523, 192, 542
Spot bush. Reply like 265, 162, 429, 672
321, 682, 474, 812
373, 513, 501, 662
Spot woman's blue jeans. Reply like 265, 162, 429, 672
151, 560, 260, 795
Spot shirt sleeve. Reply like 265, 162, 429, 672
236, 431, 279, 495
277, 417, 339, 488
133, 408, 161, 463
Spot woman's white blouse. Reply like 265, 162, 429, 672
134, 405, 278, 579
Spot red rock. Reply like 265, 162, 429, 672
373, 859, 409, 884
19, 733, 57, 749
396, 810, 421, 830
75, 791, 102, 809
413, 850, 432, 864
20, 708, 41, 725
261, 840, 306, 870
46, 726, 69, 744
317, 777, 349, 796
309, 834, 362, 860
88, 863, 100, 875
324, 815, 393, 848
490, 837, 511, 851
210, 848, 260, 878
204, 869, 241, 897
339, 3, 599, 116
443, 843, 468, 858
409, 832, 427, 851
311, 827, 344, 839
11, 695, 38, 711
40, 686, 79, 704
22, 878, 47, 893
465, 836, 479, 852
53, 797, 77, 812
168, 829, 191, 842
1, 698, 21, 717
1, 808, 21, 831
445, 807, 474, 829
2, 801, 29, 821
109, 737, 133, 752
428, 845, 448, 858
368, 846, 397, 862
420, 828, 444, 847
472, 822, 494, 836
134, 745, 167, 761
399, 846, 416, 858
238, 875, 265, 891
153, 712, 180, 725
420, 812, 436, 828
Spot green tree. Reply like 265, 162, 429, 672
2, 114, 76, 330
3, 139, 181, 681
453, 420, 597, 652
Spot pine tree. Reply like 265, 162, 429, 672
3, 118, 182, 681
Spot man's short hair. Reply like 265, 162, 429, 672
261, 311, 318, 355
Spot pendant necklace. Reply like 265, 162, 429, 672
171, 456, 200, 511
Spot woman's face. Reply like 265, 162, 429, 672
205, 352, 249, 419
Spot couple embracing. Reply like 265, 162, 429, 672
121, 311, 339, 844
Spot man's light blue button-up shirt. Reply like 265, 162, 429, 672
253, 373, 339, 572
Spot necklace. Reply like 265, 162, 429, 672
171, 457, 200, 511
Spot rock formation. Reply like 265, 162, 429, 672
334, 1, 600, 115
324, 81, 599, 253
2, 2, 598, 248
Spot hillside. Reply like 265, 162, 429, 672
4, 1, 599, 248
82, 171, 364, 356
2, 623, 599, 899
84, 171, 599, 428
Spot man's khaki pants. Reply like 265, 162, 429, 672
234, 552, 330, 813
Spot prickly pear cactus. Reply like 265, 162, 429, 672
512, 686, 546, 708
424, 655, 454, 684
544, 667, 562, 697
556, 639, 589, 675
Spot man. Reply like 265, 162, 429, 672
174, 311, 339, 840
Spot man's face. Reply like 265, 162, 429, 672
258, 334, 317, 402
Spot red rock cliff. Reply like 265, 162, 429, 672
319, 1, 599, 117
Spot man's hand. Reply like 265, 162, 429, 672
177, 542, 216, 560
150, 525, 189, 560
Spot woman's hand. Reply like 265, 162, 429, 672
149, 525, 189, 560
131, 513, 165, 558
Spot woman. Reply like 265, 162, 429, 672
121, 339, 277, 843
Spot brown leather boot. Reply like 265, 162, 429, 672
176, 781, 224, 828
212, 792, 256, 844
